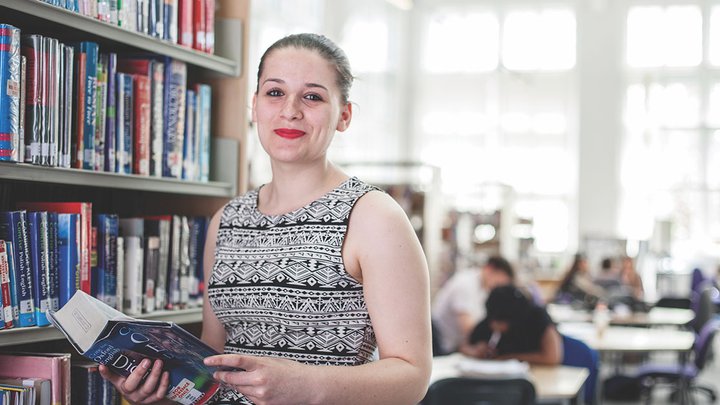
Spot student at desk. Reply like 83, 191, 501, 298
461, 285, 563, 365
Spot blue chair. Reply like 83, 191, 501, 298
561, 334, 599, 404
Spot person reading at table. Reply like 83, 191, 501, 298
461, 285, 563, 365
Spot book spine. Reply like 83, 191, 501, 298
21, 34, 43, 164
196, 84, 211, 182
166, 215, 181, 308
119, 73, 133, 174
98, 214, 119, 308
5, 241, 20, 324
192, 0, 205, 52
39, 37, 49, 166
162, 59, 186, 178
59, 44, 74, 168
94, 54, 108, 171
57, 213, 79, 308
72, 46, 86, 168
0, 24, 21, 162
204, 0, 214, 53
163, 0, 177, 43
46, 212, 60, 312
46, 38, 60, 167
28, 211, 51, 326
132, 74, 150, 176
181, 89, 195, 180
18, 54, 26, 163
123, 235, 143, 315
148, 0, 164, 38
137, 0, 149, 34
0, 240, 13, 328
150, 60, 164, 177
104, 53, 117, 172
177, 0, 193, 48
144, 236, 159, 312
0, 211, 36, 327
115, 235, 124, 311
81, 42, 98, 170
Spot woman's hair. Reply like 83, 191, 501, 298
256, 33, 354, 104
485, 285, 531, 325
559, 253, 586, 290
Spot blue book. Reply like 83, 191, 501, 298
46, 212, 60, 313
195, 84, 211, 182
104, 53, 117, 172
57, 213, 79, 309
0, 211, 36, 327
162, 59, 186, 178
115, 72, 133, 174
27, 211, 51, 326
49, 291, 226, 404
95, 214, 118, 309
181, 89, 196, 180
5, 242, 20, 325
0, 24, 21, 162
75, 42, 99, 170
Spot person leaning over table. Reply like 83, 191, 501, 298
99, 33, 432, 405
461, 285, 563, 366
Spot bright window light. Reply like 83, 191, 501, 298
423, 11, 499, 73
502, 9, 576, 71
342, 19, 389, 73
707, 84, 720, 127
646, 83, 699, 128
710, 7, 720, 65
532, 113, 567, 134
710, 130, 720, 188
627, 5, 702, 68
515, 200, 569, 253
421, 111, 490, 136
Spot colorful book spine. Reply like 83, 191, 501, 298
21, 34, 43, 165
46, 212, 60, 313
181, 88, 196, 180
192, 0, 206, 52
57, 213, 79, 308
27, 211, 51, 326
149, 0, 164, 39
94, 54, 107, 171
59, 44, 74, 168
178, 0, 193, 48
0, 24, 21, 162
79, 41, 99, 170
0, 211, 36, 327
133, 74, 150, 175
17, 54, 26, 163
136, 0, 149, 34
104, 53, 117, 172
163, 0, 178, 43
195, 83, 211, 182
162, 59, 186, 178
5, 242, 20, 325
150, 60, 164, 177
45, 37, 60, 167
116, 72, 133, 174
0, 240, 13, 328
205, 0, 214, 54
96, 214, 118, 309
72, 44, 87, 168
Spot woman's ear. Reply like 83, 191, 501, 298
336, 102, 353, 132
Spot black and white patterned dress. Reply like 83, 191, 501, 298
207, 177, 379, 404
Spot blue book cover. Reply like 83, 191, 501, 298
57, 213, 79, 309
195, 84, 211, 182
46, 212, 60, 313
77, 42, 99, 170
5, 241, 20, 325
0, 211, 36, 327
27, 211, 51, 326
49, 291, 226, 405
95, 214, 118, 309
116, 72, 133, 174
0, 24, 21, 162
162, 59, 186, 179
104, 53, 117, 172
181, 89, 196, 180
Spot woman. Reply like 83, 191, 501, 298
461, 285, 562, 365
556, 253, 604, 309
100, 33, 432, 404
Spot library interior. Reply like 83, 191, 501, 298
1, 0, 720, 404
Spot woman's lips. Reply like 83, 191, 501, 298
274, 128, 306, 139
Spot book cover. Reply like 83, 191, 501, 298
104, 53, 117, 172
116, 72, 133, 174
133, 73, 150, 175
181, 88, 196, 180
57, 213, 79, 309
46, 211, 60, 313
94, 54, 108, 172
192, 0, 206, 52
17, 202, 92, 297
27, 211, 51, 326
0, 24, 21, 162
195, 83, 211, 182
162, 59, 186, 179
95, 213, 119, 309
0, 352, 72, 405
0, 240, 13, 328
178, 0, 193, 48
21, 34, 43, 165
78, 41, 98, 170
0, 210, 36, 327
71, 44, 86, 169
49, 290, 224, 405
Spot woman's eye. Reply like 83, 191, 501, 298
304, 93, 323, 101
267, 89, 283, 97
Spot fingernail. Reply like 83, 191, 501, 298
141, 359, 151, 368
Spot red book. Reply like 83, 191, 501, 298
73, 51, 87, 169
0, 352, 71, 405
0, 240, 13, 329
132, 74, 150, 176
205, 0, 214, 53
17, 202, 92, 296
178, 0, 194, 48
192, 0, 206, 51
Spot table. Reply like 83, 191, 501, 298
557, 323, 695, 353
547, 304, 695, 327
430, 353, 589, 403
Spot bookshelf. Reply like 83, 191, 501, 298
0, 0, 249, 353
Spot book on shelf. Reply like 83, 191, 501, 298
57, 213, 80, 309
0, 240, 14, 329
0, 376, 51, 405
71, 362, 119, 405
0, 23, 21, 162
0, 352, 71, 405
26, 211, 52, 326
49, 290, 225, 405
0, 210, 36, 327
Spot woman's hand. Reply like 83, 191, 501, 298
99, 359, 170, 404
205, 354, 310, 405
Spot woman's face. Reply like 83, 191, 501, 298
252, 47, 352, 165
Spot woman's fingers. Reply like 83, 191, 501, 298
121, 358, 152, 393
204, 354, 250, 369
138, 359, 164, 397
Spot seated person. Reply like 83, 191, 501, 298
461, 285, 562, 365
556, 253, 604, 309
595, 257, 621, 291
432, 256, 515, 355
619, 256, 644, 301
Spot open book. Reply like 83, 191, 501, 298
48, 290, 223, 405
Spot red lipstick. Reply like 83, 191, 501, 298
274, 128, 306, 139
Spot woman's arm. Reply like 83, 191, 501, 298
200, 209, 228, 352
206, 190, 432, 405
495, 326, 563, 365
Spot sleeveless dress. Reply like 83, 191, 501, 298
207, 177, 379, 404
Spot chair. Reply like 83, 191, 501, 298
690, 283, 719, 334
561, 334, 599, 404
431, 319, 448, 357
422, 377, 536, 405
636, 317, 720, 403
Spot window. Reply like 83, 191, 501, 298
502, 9, 576, 71
423, 11, 499, 73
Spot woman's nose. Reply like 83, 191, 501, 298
280, 96, 303, 120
